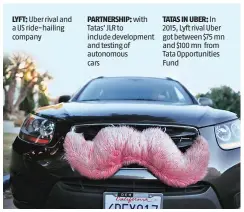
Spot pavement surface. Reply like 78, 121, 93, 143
3, 198, 16, 209
3, 190, 16, 209
3, 121, 19, 209
3, 120, 21, 134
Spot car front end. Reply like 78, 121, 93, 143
10, 77, 240, 209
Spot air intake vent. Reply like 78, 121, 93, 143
71, 123, 199, 152
62, 179, 208, 195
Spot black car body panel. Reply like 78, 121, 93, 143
34, 102, 237, 128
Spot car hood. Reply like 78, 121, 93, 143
34, 101, 237, 128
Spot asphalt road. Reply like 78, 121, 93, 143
3, 198, 16, 209
3, 190, 16, 209
3, 121, 19, 209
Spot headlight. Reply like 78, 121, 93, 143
19, 114, 55, 145
215, 119, 240, 150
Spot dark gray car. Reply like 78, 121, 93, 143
10, 77, 240, 209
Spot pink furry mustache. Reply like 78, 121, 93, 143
64, 126, 209, 188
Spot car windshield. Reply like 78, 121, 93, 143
75, 78, 194, 105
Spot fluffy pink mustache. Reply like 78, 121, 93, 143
64, 126, 209, 188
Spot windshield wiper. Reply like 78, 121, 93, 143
79, 99, 102, 101
124, 98, 160, 101
79, 98, 163, 102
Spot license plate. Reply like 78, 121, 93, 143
103, 192, 163, 209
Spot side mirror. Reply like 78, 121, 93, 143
58, 95, 71, 103
198, 97, 213, 107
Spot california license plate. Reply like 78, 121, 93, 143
103, 192, 163, 209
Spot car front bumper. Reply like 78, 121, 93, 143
10, 148, 240, 209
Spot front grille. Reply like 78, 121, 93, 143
71, 123, 199, 169
71, 123, 199, 152
61, 178, 209, 196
